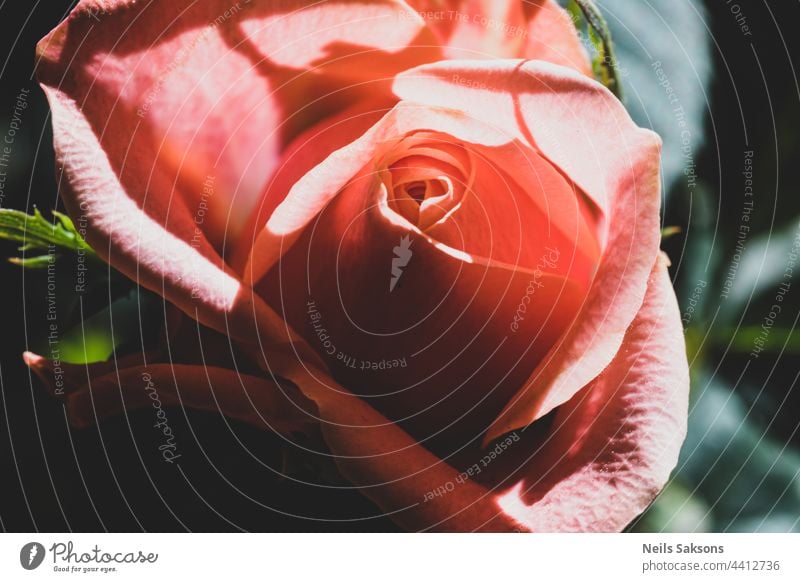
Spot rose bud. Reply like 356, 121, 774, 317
30, 0, 688, 531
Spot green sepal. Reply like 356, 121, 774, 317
0, 207, 95, 266
567, 0, 625, 100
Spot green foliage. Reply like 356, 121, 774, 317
51, 290, 159, 364
567, 0, 624, 99
0, 207, 95, 267
630, 480, 713, 533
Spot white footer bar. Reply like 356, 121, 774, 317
1, 533, 797, 580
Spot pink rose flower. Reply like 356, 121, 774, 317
30, 0, 688, 531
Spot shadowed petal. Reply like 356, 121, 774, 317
24, 352, 315, 434
266, 254, 687, 531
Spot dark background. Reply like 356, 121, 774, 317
1, 0, 798, 532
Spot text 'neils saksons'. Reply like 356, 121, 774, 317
643, 543, 724, 554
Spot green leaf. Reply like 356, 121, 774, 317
629, 480, 713, 533
47, 289, 160, 364
678, 371, 800, 531
0, 207, 95, 267
596, 0, 712, 201
711, 326, 800, 355
567, 0, 624, 99
8, 255, 58, 269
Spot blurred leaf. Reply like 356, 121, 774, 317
677, 184, 717, 318
712, 327, 800, 355
716, 219, 800, 325
631, 480, 713, 533
676, 370, 800, 531
727, 514, 800, 533
591, 0, 712, 198
39, 289, 161, 364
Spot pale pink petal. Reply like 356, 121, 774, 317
41, 87, 312, 356
37, 0, 437, 243
426, 0, 528, 59
493, 255, 689, 531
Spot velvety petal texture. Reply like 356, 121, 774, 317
24, 311, 316, 433
247, 59, 661, 450
33, 0, 687, 534
407, 0, 592, 74
264, 255, 688, 531
247, 93, 603, 451
392, 60, 663, 441
36, 0, 439, 343
492, 255, 689, 531
25, 257, 686, 532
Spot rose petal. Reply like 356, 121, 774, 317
260, 352, 522, 532
493, 254, 689, 531
406, 0, 591, 74
523, 0, 592, 75
394, 59, 656, 219
40, 89, 313, 363
24, 352, 315, 434
268, 254, 687, 531
427, 141, 600, 285
257, 171, 587, 450
244, 101, 514, 285
37, 0, 437, 242
392, 60, 662, 439
36, 0, 438, 346
421, 0, 528, 59
235, 101, 392, 274
244, 95, 605, 448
